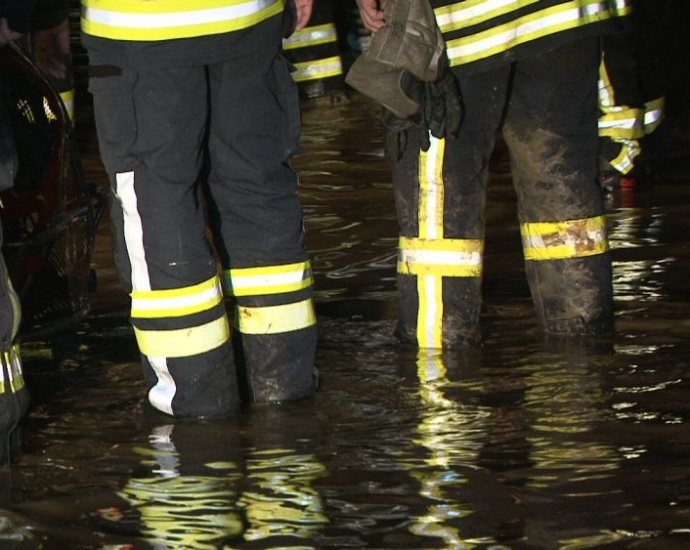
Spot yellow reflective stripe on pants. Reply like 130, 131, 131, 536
236, 299, 316, 335
282, 23, 339, 50
416, 136, 447, 349
291, 56, 343, 82
81, 0, 282, 41
0, 345, 24, 393
226, 261, 313, 297
131, 275, 224, 319
417, 277, 443, 349
418, 136, 445, 240
134, 316, 230, 358
398, 236, 483, 277
521, 215, 609, 261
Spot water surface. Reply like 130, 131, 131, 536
3, 83, 690, 549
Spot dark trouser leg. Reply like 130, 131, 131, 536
391, 66, 509, 348
90, 66, 240, 418
504, 38, 614, 336
205, 49, 317, 403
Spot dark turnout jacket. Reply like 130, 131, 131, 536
432, 0, 632, 76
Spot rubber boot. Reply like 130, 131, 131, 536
527, 253, 615, 337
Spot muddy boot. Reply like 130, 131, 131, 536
0, 221, 29, 465
527, 253, 615, 337
233, 325, 318, 404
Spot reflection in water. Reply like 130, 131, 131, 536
96, 423, 243, 548
405, 350, 479, 547
520, 350, 619, 489
608, 207, 677, 303
95, 418, 328, 549
240, 449, 327, 542
238, 406, 329, 545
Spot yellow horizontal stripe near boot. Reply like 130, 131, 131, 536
81, 0, 282, 41
226, 262, 313, 297
134, 316, 230, 358
236, 299, 315, 335
398, 236, 483, 277
521, 215, 609, 261
131, 276, 223, 319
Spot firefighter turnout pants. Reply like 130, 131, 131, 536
392, 38, 614, 348
90, 49, 317, 417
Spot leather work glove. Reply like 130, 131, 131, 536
382, 68, 462, 162
346, 0, 447, 118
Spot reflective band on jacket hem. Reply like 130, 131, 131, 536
236, 299, 316, 334
292, 56, 343, 82
0, 345, 24, 394
226, 261, 313, 297
521, 216, 609, 261
134, 316, 230, 358
441, 0, 631, 67
436, 0, 542, 31
398, 237, 483, 277
131, 276, 224, 319
283, 23, 338, 49
81, 0, 282, 41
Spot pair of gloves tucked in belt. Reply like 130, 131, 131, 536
346, 0, 462, 161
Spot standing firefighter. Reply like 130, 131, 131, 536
80, 0, 318, 418
351, 0, 630, 348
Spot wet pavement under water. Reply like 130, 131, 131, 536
3, 66, 690, 549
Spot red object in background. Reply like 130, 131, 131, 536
0, 43, 107, 342
620, 176, 637, 188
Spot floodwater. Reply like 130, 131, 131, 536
3, 71, 690, 550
